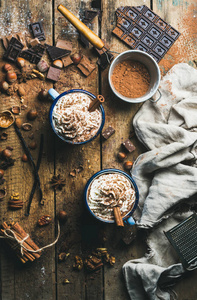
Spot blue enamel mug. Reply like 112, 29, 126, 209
84, 169, 139, 225
48, 88, 105, 145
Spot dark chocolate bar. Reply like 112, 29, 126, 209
30, 21, 45, 41
102, 126, 115, 140
46, 44, 71, 61
3, 37, 24, 62
122, 139, 135, 153
112, 5, 180, 62
47, 66, 61, 82
20, 44, 45, 64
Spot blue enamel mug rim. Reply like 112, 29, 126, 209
49, 88, 105, 145
84, 168, 139, 224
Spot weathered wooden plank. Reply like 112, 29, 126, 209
101, 0, 150, 299
54, 1, 103, 299
153, 1, 197, 299
0, 0, 55, 299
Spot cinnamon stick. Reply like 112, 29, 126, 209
113, 207, 124, 227
88, 95, 105, 112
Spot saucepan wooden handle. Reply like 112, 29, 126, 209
57, 4, 105, 50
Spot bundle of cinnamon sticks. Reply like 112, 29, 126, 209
0, 222, 41, 263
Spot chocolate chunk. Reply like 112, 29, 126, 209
122, 139, 136, 153
102, 126, 115, 140
30, 21, 45, 41
3, 37, 24, 62
91, 0, 101, 9
112, 5, 181, 62
46, 44, 71, 61
77, 55, 96, 76
20, 44, 45, 64
62, 56, 73, 68
84, 10, 98, 22
97, 51, 114, 70
47, 66, 61, 82
56, 40, 72, 52
94, 40, 110, 56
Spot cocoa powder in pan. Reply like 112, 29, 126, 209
111, 60, 150, 98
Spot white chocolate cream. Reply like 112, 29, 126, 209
87, 173, 136, 221
53, 92, 102, 143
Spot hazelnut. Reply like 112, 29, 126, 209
117, 152, 127, 161
6, 71, 17, 83
27, 109, 38, 120
37, 60, 49, 73
124, 161, 133, 170
0, 81, 9, 92
21, 154, 28, 162
28, 141, 37, 150
16, 57, 26, 68
2, 148, 12, 159
71, 53, 82, 65
18, 86, 26, 97
38, 89, 48, 101
53, 59, 63, 69
3, 63, 12, 72
15, 118, 22, 129
0, 169, 4, 179
58, 210, 68, 223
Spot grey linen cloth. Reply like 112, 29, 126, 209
123, 63, 197, 299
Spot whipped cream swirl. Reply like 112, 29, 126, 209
87, 173, 136, 221
53, 92, 102, 143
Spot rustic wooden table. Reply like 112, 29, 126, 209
0, 0, 197, 299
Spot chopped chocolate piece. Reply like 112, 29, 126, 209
3, 37, 24, 62
29, 38, 40, 47
122, 139, 136, 153
102, 126, 115, 140
91, 0, 101, 9
112, 5, 181, 62
62, 56, 73, 68
84, 10, 98, 22
47, 66, 61, 82
97, 51, 114, 70
94, 40, 110, 56
30, 21, 45, 41
46, 44, 71, 61
56, 40, 72, 52
77, 56, 96, 76
20, 44, 45, 64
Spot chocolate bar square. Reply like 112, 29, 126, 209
30, 21, 45, 41
122, 139, 135, 153
47, 66, 61, 82
102, 126, 115, 140
77, 56, 96, 76
56, 40, 72, 52
62, 56, 73, 68
20, 44, 45, 64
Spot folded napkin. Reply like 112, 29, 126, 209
123, 63, 197, 299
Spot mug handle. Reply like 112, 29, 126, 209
149, 89, 162, 103
124, 216, 135, 226
48, 88, 60, 101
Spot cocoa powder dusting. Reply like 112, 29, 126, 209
111, 60, 150, 98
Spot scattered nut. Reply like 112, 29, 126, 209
71, 53, 82, 65
58, 252, 70, 262
15, 118, 22, 129
63, 279, 70, 284
28, 141, 37, 150
27, 108, 38, 121
37, 60, 49, 73
0, 169, 4, 179
38, 89, 49, 101
124, 161, 133, 170
117, 152, 127, 161
16, 57, 26, 68
6, 71, 17, 83
18, 86, 26, 97
38, 215, 52, 226
22, 123, 32, 131
21, 154, 28, 162
3, 63, 12, 72
11, 106, 21, 115
73, 255, 83, 271
53, 59, 63, 69
0, 111, 15, 128
0, 132, 8, 140
32, 69, 45, 80
69, 170, 76, 177
58, 210, 68, 223
2, 148, 12, 159
0, 81, 9, 92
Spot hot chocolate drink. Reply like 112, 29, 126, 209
87, 172, 136, 221
52, 92, 102, 143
